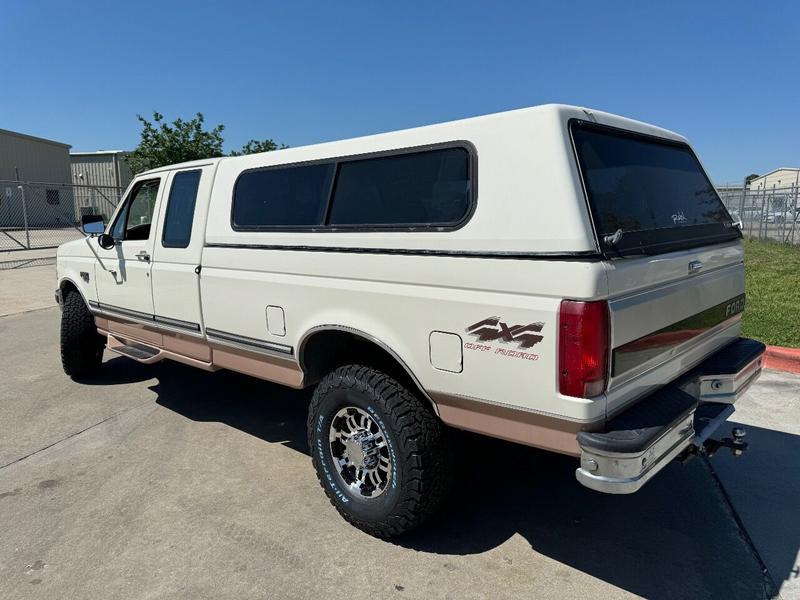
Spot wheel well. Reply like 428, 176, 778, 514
59, 279, 92, 313
300, 329, 433, 409
60, 279, 79, 296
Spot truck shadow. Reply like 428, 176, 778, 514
148, 358, 796, 600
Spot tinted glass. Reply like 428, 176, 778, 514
328, 148, 470, 226
163, 170, 201, 248
233, 163, 334, 228
572, 123, 735, 255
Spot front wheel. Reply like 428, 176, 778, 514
60, 290, 104, 379
307, 365, 452, 538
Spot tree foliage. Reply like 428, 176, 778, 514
127, 112, 225, 174
745, 173, 760, 185
230, 138, 288, 156
126, 112, 287, 174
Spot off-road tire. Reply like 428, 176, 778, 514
60, 290, 104, 379
307, 364, 452, 538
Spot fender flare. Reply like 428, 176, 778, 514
58, 276, 92, 311
297, 324, 440, 416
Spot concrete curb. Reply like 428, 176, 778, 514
763, 345, 800, 374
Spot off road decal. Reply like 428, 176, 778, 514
466, 317, 544, 348
464, 317, 544, 361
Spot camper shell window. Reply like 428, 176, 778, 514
231, 143, 475, 231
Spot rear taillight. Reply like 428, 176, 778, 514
558, 300, 609, 398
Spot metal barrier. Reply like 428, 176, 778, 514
0, 180, 123, 252
717, 184, 800, 245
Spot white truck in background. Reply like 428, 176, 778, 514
56, 105, 764, 538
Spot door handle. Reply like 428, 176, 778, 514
136, 251, 151, 262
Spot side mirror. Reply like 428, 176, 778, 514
98, 233, 116, 250
81, 214, 106, 236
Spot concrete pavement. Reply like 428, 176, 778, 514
0, 265, 56, 316
0, 307, 797, 599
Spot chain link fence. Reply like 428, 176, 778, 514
717, 184, 800, 245
0, 181, 123, 256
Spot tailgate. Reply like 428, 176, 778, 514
569, 118, 746, 417
604, 240, 745, 416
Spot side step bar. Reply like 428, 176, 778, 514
103, 333, 217, 372
106, 335, 163, 364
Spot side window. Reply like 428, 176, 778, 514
162, 170, 202, 248
232, 162, 334, 229
110, 179, 160, 241
327, 147, 470, 227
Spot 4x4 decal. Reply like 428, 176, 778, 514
466, 317, 544, 349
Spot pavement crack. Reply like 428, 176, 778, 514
0, 399, 153, 471
701, 456, 782, 599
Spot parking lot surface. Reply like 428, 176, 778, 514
0, 306, 798, 599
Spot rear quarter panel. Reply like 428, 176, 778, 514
200, 248, 609, 422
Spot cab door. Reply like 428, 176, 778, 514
94, 176, 164, 319
150, 167, 210, 337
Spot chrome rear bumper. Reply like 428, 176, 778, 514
575, 338, 764, 494
576, 410, 695, 494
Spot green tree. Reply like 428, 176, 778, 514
230, 138, 288, 156
744, 173, 760, 185
126, 112, 225, 174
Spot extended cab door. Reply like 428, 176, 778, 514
94, 176, 164, 318
150, 167, 211, 341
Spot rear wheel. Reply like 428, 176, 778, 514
60, 290, 104, 379
307, 364, 452, 538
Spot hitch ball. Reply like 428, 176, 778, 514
731, 427, 746, 457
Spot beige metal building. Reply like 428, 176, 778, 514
70, 151, 132, 220
70, 150, 132, 189
0, 128, 72, 182
748, 168, 800, 191
0, 128, 73, 227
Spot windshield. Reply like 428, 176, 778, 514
571, 121, 738, 256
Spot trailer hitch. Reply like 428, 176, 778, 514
702, 427, 748, 458
678, 427, 748, 463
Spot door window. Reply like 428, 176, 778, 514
110, 179, 160, 241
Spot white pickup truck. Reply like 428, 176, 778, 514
56, 105, 764, 538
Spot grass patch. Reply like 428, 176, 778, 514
742, 239, 800, 348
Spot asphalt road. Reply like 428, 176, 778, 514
0, 307, 797, 599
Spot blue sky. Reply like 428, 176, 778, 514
1, 0, 797, 183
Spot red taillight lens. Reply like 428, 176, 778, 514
558, 300, 609, 398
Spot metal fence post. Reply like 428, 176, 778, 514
781, 184, 788, 242
17, 184, 30, 249
770, 183, 776, 242
739, 177, 747, 218
793, 183, 799, 245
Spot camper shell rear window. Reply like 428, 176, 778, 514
571, 120, 739, 257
